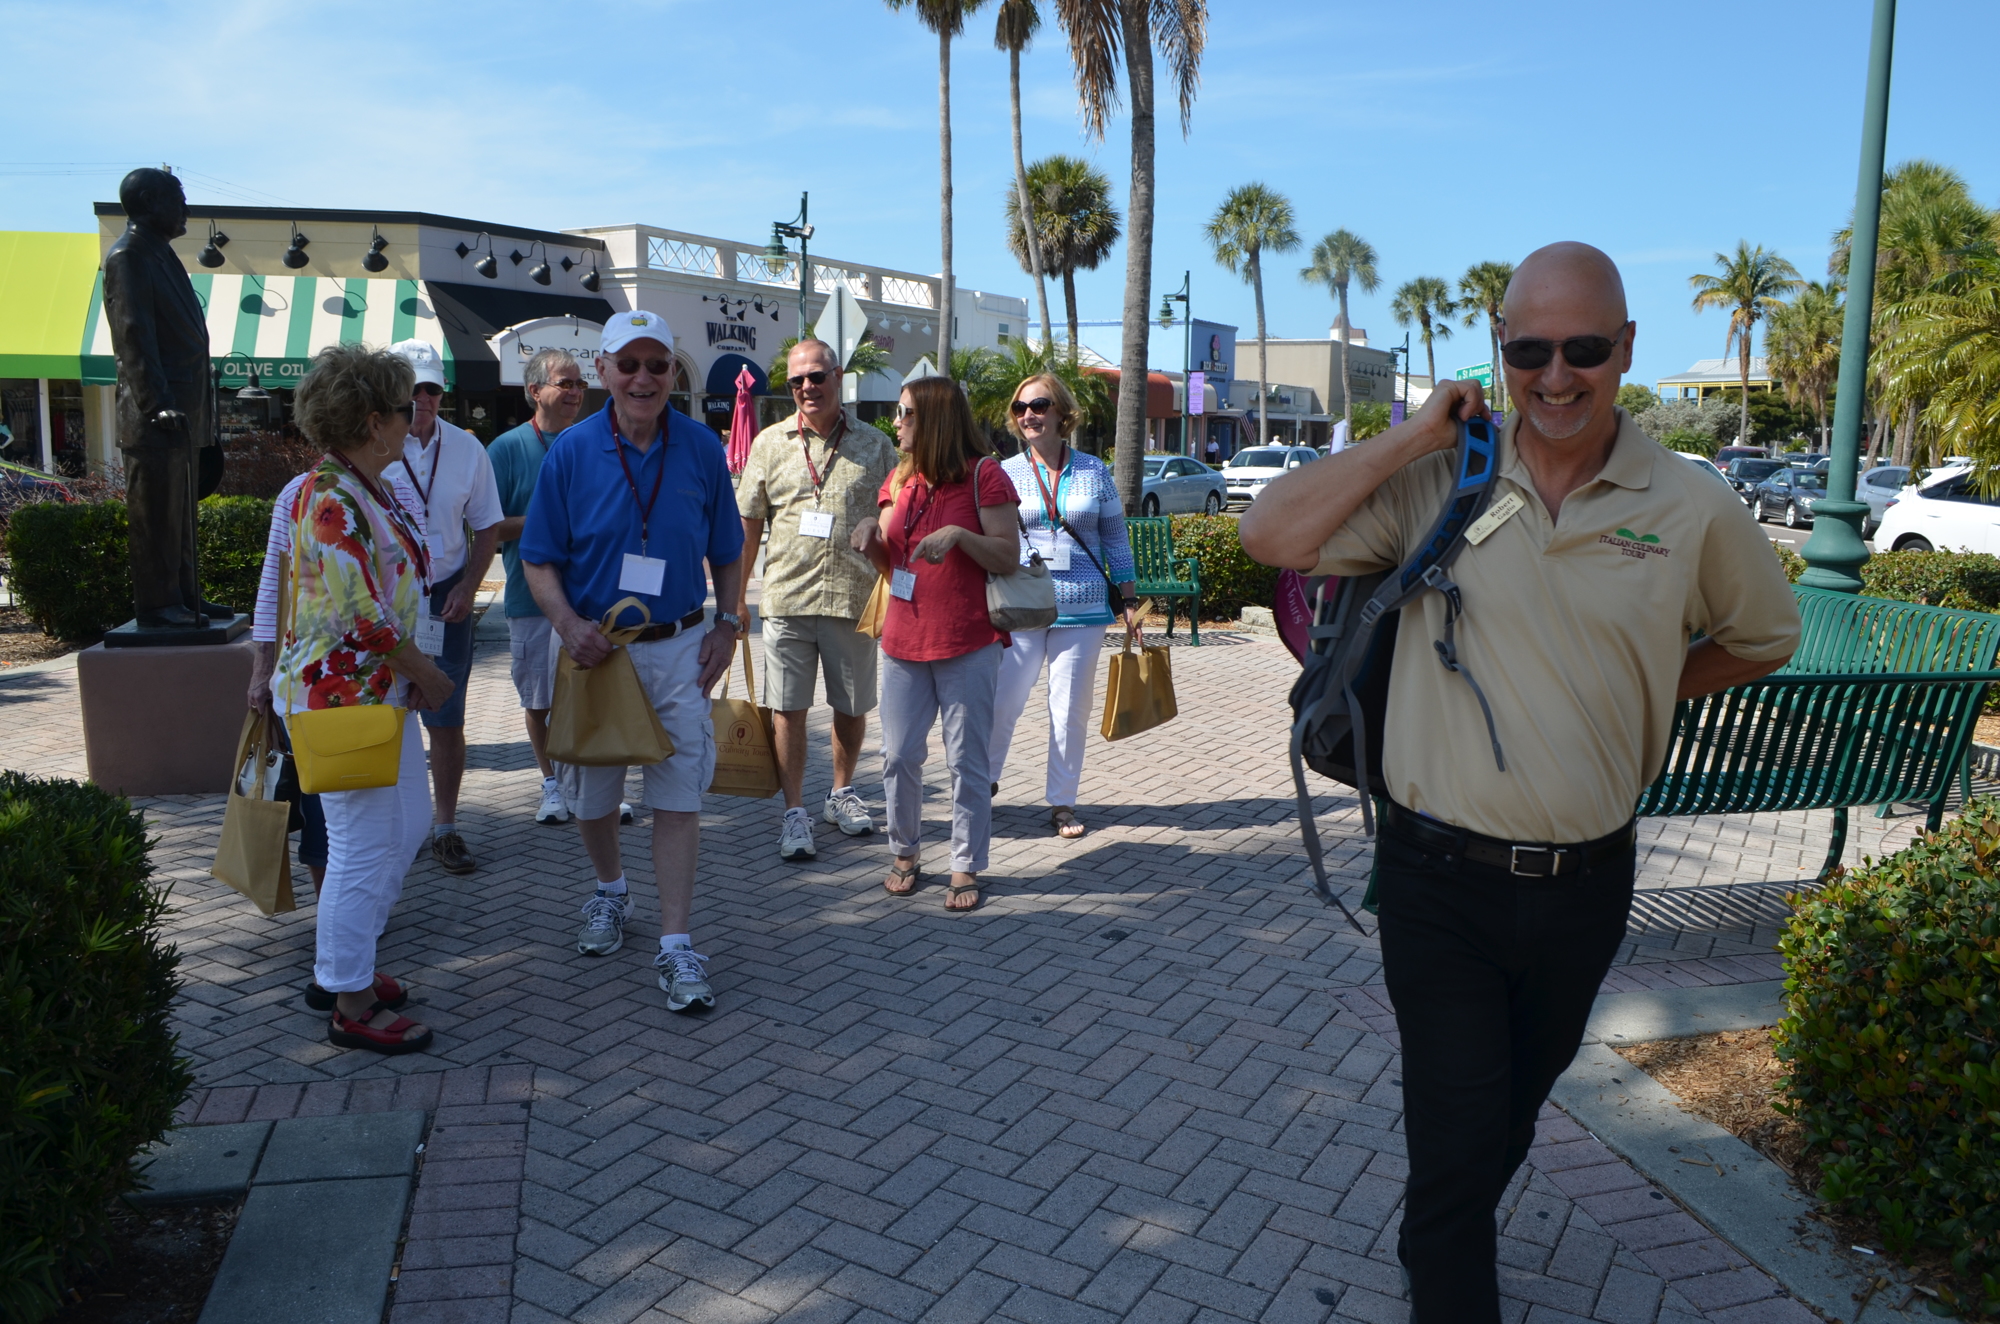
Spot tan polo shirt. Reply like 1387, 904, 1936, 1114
737, 405, 898, 621
1311, 408, 1801, 843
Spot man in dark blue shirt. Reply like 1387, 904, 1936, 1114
521, 310, 746, 1012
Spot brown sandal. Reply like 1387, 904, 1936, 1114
1051, 806, 1086, 839
946, 880, 981, 913
884, 860, 921, 896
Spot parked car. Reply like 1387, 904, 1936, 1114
1222, 446, 1318, 506
1679, 453, 1729, 481
1714, 445, 1769, 466
1752, 466, 1829, 527
1138, 455, 1227, 516
1873, 465, 2000, 552
0, 459, 74, 518
1857, 465, 1909, 538
1723, 457, 1786, 505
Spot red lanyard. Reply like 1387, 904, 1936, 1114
899, 476, 940, 565
1030, 444, 1067, 525
800, 413, 845, 502
610, 416, 668, 555
530, 422, 548, 454
325, 452, 431, 586
400, 433, 442, 512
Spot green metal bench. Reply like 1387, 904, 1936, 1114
1127, 516, 1202, 644
1636, 585, 2000, 878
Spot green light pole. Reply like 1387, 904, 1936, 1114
1799, 0, 1896, 593
764, 193, 814, 340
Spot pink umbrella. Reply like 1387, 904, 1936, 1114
726, 366, 757, 474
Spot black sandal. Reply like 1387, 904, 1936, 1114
884, 861, 921, 896
946, 880, 982, 913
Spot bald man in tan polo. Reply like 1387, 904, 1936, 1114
1242, 243, 1800, 1320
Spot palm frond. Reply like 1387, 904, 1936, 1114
994, 0, 1040, 51
1150, 0, 1206, 135
1053, 0, 1123, 139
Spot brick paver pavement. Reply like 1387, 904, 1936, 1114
6, 621, 1910, 1322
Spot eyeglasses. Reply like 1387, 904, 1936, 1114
612, 357, 672, 376
895, 405, 916, 421
413, 382, 444, 398
393, 403, 414, 421
1010, 397, 1054, 417
545, 378, 586, 392
789, 370, 830, 389
1499, 325, 1630, 371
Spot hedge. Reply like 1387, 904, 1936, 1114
1771, 541, 2000, 612
0, 773, 189, 1321
3, 497, 273, 641
1776, 801, 2000, 1302
1164, 514, 1279, 620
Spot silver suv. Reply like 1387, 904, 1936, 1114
1224, 446, 1317, 505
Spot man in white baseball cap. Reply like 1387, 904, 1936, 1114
389, 338, 505, 877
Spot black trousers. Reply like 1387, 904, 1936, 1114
123, 442, 200, 619
1376, 823, 1635, 1322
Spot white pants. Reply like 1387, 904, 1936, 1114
880, 644, 1001, 873
989, 625, 1106, 808
314, 717, 431, 994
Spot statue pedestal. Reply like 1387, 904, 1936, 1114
103, 612, 251, 648
78, 634, 256, 795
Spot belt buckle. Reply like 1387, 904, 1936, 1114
1510, 845, 1563, 876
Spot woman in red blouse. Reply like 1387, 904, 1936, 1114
857, 377, 1022, 911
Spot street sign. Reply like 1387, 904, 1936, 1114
1454, 362, 1494, 387
813, 286, 872, 403
1187, 371, 1205, 416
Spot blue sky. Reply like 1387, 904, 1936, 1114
4, 0, 1995, 391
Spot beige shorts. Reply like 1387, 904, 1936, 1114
549, 628, 716, 818
762, 614, 879, 716
508, 615, 555, 710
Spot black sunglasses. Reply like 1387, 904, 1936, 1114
613, 357, 672, 376
1010, 397, 1053, 417
789, 370, 830, 389
1499, 325, 1630, 371
393, 403, 414, 421
413, 382, 444, 397
545, 378, 587, 392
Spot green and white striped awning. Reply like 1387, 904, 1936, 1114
81, 274, 454, 390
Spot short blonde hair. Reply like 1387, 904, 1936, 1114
295, 344, 416, 451
1004, 372, 1080, 442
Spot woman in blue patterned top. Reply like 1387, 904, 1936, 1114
989, 373, 1138, 838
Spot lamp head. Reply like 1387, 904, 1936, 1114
579, 260, 601, 293
282, 224, 310, 270
197, 223, 228, 268
764, 225, 790, 266
361, 228, 389, 273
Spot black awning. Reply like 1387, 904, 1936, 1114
426, 281, 616, 394
706, 352, 769, 397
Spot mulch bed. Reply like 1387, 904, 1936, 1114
0, 603, 79, 668
53, 1201, 240, 1323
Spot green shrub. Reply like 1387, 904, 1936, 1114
1771, 543, 2000, 611
196, 496, 273, 617
1658, 427, 1716, 458
1165, 514, 1278, 619
4, 501, 130, 641
0, 773, 190, 1322
1776, 801, 2000, 1298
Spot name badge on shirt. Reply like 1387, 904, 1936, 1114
416, 614, 446, 656
619, 553, 667, 595
799, 510, 835, 539
890, 568, 917, 601
1465, 491, 1527, 546
1027, 528, 1071, 571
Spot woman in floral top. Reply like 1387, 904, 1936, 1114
274, 344, 454, 1057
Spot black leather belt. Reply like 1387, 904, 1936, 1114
1380, 798, 1635, 877
629, 608, 708, 643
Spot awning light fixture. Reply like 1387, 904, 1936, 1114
197, 222, 229, 269
361, 228, 389, 273
523, 241, 552, 286
281, 223, 310, 270
580, 256, 601, 293
455, 233, 498, 279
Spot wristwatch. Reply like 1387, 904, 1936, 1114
715, 611, 745, 633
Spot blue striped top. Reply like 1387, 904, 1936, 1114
1001, 447, 1136, 627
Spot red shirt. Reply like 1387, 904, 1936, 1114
878, 456, 1020, 662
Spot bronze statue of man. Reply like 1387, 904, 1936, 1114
104, 167, 214, 629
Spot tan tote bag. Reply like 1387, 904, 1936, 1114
547, 596, 675, 767
855, 574, 890, 640
709, 636, 781, 798
211, 712, 297, 916
1101, 626, 1179, 742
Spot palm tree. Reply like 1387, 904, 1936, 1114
1390, 276, 1455, 390
1458, 261, 1514, 413
1763, 282, 1843, 450
1052, 0, 1207, 511
885, 0, 990, 377
1203, 183, 1298, 448
1004, 154, 1121, 368
1300, 229, 1379, 433
1876, 267, 2000, 474
1689, 241, 1803, 445
995, 0, 1055, 353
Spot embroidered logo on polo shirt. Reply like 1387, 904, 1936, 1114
1601, 527, 1671, 559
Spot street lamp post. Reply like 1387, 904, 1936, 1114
1157, 270, 1191, 455
1799, 0, 1896, 594
764, 193, 815, 341
1392, 332, 1411, 426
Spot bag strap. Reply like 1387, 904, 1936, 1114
722, 632, 755, 700
598, 596, 655, 645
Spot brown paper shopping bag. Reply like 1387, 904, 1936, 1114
211, 712, 297, 915
548, 597, 675, 767
855, 574, 890, 640
1100, 627, 1178, 741
708, 637, 780, 798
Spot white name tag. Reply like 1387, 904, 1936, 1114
800, 510, 835, 539
1027, 529, 1071, 571
416, 614, 446, 655
891, 568, 917, 601
1465, 492, 1527, 546
619, 553, 667, 595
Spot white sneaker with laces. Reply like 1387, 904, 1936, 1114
536, 782, 570, 824
619, 802, 635, 825
654, 943, 714, 1012
822, 789, 874, 836
779, 807, 816, 861
576, 890, 628, 956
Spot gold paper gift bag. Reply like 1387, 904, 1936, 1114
211, 712, 296, 916
1100, 628, 1178, 742
709, 637, 780, 799
855, 574, 890, 640
547, 597, 675, 767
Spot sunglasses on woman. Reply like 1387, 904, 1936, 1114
1010, 397, 1053, 417
895, 404, 916, 421
789, 370, 830, 389
1499, 325, 1630, 371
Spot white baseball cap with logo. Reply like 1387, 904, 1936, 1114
600, 309, 675, 357
389, 339, 447, 389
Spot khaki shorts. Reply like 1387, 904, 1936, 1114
762, 614, 879, 716
508, 615, 555, 710
548, 628, 716, 818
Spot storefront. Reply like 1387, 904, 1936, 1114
0, 231, 114, 476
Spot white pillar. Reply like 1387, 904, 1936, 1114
36, 379, 53, 474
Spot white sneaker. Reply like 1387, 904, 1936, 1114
576, 890, 628, 956
620, 802, 635, 825
779, 807, 816, 861
654, 943, 714, 1012
536, 782, 570, 824
823, 789, 874, 836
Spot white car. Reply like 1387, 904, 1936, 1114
1872, 465, 2000, 552
1223, 446, 1318, 505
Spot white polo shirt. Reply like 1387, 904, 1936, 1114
402, 417, 503, 583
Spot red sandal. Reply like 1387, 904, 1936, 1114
328, 1000, 433, 1056
304, 972, 407, 1013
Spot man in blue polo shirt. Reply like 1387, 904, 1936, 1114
520, 310, 746, 1012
